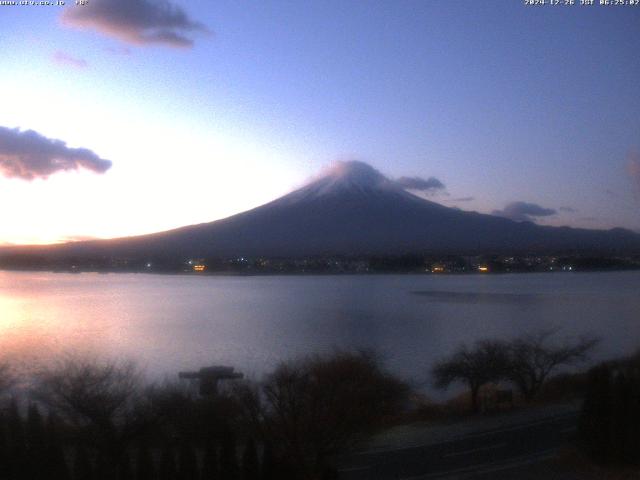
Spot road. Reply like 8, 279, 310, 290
338, 411, 579, 479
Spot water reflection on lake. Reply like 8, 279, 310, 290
1, 271, 639, 390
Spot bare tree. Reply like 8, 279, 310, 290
33, 356, 152, 475
0, 361, 15, 397
506, 329, 598, 401
35, 356, 143, 425
432, 340, 510, 413
252, 350, 409, 477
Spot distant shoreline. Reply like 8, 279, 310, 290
1, 265, 639, 276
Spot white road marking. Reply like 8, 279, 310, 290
339, 465, 371, 472
447, 413, 577, 443
353, 412, 578, 456
400, 448, 558, 480
443, 442, 507, 458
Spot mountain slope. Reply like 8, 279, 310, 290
5, 161, 640, 259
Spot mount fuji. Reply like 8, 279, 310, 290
5, 161, 640, 259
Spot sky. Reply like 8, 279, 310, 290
0, 0, 639, 245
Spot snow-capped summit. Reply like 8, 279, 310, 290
312, 160, 396, 193
276, 160, 407, 206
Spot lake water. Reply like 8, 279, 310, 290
1, 271, 639, 392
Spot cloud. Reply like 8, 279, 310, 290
452, 196, 475, 202
492, 201, 557, 223
106, 45, 132, 55
628, 151, 640, 194
558, 206, 577, 213
0, 126, 112, 180
397, 176, 445, 192
53, 51, 88, 69
61, 0, 209, 48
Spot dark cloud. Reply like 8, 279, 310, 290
0, 126, 112, 180
452, 196, 475, 202
628, 151, 640, 194
492, 201, 557, 223
106, 45, 132, 55
558, 206, 577, 213
53, 51, 88, 69
397, 176, 445, 192
61, 0, 209, 48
